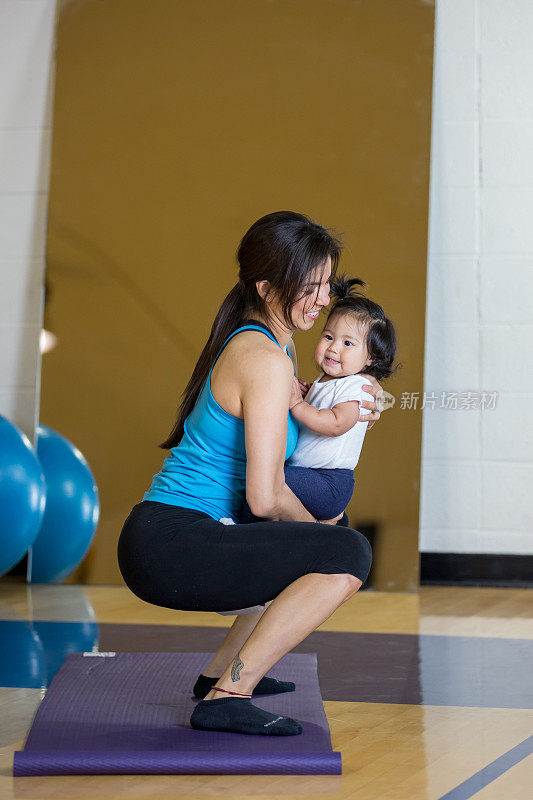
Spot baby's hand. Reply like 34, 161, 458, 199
297, 378, 311, 399
289, 376, 304, 409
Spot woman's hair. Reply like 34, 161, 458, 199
324, 274, 399, 381
159, 211, 343, 449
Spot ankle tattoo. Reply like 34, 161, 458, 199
231, 655, 244, 682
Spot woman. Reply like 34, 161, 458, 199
117, 211, 381, 737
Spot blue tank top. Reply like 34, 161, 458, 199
142, 322, 300, 521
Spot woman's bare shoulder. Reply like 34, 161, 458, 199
232, 330, 291, 378
228, 328, 287, 360
210, 329, 292, 418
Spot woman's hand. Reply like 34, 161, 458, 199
289, 376, 304, 410
318, 511, 344, 525
358, 373, 384, 430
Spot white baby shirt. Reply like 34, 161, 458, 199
286, 372, 374, 470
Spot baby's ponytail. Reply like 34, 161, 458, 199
329, 274, 366, 302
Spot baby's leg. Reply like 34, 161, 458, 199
283, 466, 354, 520
237, 466, 355, 523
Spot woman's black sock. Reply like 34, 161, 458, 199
190, 697, 302, 736
193, 673, 295, 700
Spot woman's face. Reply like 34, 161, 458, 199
289, 256, 332, 331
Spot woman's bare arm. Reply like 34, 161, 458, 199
241, 348, 316, 522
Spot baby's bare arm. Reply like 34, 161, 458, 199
291, 399, 360, 437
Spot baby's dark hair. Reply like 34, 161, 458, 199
324, 274, 399, 381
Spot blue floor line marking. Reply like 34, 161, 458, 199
437, 735, 533, 800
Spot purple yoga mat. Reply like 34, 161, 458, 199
13, 651, 341, 776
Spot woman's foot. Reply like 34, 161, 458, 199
193, 672, 295, 700
190, 697, 303, 735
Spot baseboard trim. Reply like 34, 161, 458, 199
420, 552, 533, 587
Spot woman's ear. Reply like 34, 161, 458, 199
255, 279, 272, 303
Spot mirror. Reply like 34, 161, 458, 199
41, 0, 435, 589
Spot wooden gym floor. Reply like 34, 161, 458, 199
0, 582, 532, 799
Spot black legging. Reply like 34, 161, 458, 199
117, 500, 372, 613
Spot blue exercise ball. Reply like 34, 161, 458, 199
0, 416, 46, 577
30, 425, 99, 583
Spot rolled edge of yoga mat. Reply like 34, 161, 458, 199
13, 749, 342, 776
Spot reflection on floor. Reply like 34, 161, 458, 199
2, 620, 532, 710
1, 581, 532, 799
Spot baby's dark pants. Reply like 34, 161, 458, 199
239, 465, 355, 523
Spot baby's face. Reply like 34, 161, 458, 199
315, 312, 372, 379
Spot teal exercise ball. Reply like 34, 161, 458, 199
0, 416, 46, 577
30, 425, 99, 583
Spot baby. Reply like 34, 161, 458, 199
238, 274, 398, 524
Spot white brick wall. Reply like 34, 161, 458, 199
0, 0, 56, 445
420, 0, 533, 555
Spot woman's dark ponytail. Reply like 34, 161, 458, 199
158, 282, 249, 449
